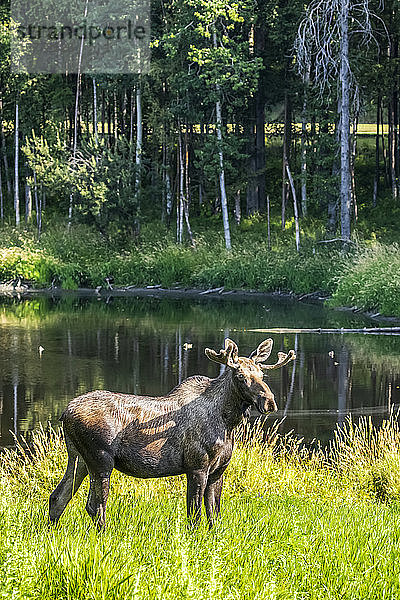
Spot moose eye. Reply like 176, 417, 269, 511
237, 373, 245, 381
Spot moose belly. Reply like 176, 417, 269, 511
114, 437, 184, 478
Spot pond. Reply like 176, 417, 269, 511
0, 292, 399, 448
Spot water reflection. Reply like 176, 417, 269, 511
0, 294, 399, 446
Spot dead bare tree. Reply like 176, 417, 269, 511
295, 0, 378, 242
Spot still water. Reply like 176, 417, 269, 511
0, 293, 399, 447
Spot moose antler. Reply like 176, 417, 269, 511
262, 350, 296, 371
250, 339, 296, 370
205, 338, 239, 368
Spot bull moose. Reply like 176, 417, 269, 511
49, 338, 295, 529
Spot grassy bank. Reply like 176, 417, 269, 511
2, 417, 400, 599
0, 222, 400, 317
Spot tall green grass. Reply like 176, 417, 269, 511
0, 223, 344, 295
1, 224, 400, 317
330, 243, 400, 315
2, 416, 400, 599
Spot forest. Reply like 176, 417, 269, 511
0, 0, 400, 315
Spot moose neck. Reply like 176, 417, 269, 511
211, 368, 248, 432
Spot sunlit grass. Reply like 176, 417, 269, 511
330, 242, 400, 315
1, 223, 400, 315
0, 222, 344, 296
2, 417, 400, 598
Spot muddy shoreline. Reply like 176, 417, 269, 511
0, 284, 399, 323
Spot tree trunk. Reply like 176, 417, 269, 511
281, 91, 291, 230
213, 29, 232, 251
68, 1, 88, 227
373, 95, 380, 207
351, 112, 358, 221
392, 33, 399, 197
101, 89, 105, 136
178, 129, 184, 244
339, 0, 351, 241
161, 137, 166, 222
92, 77, 98, 146
129, 90, 134, 144
114, 91, 118, 142
389, 98, 398, 199
300, 73, 309, 216
215, 96, 231, 250
286, 159, 300, 252
234, 190, 241, 225
14, 101, 20, 227
121, 89, 127, 137
165, 144, 173, 222
134, 78, 142, 234
33, 169, 40, 237
183, 127, 194, 245
25, 177, 32, 224
0, 100, 11, 197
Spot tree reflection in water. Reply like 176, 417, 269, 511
0, 293, 399, 447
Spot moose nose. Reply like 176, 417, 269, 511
257, 394, 278, 413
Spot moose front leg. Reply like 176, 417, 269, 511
204, 475, 224, 528
86, 471, 112, 531
186, 470, 207, 526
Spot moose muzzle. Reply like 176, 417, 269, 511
256, 393, 278, 414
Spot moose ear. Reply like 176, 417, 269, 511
249, 339, 273, 364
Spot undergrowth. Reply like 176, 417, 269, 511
0, 222, 347, 295
0, 223, 400, 317
330, 243, 400, 315
1, 416, 400, 598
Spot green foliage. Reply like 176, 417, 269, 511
0, 220, 400, 315
2, 417, 400, 598
23, 134, 139, 234
330, 243, 400, 315
2, 224, 400, 317
0, 246, 58, 285
23, 130, 75, 211
0, 223, 344, 293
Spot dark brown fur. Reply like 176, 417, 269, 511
49, 338, 295, 529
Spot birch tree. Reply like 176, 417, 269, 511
14, 99, 19, 226
68, 0, 89, 228
295, 0, 376, 241
188, 0, 260, 250
134, 76, 142, 234
213, 27, 231, 250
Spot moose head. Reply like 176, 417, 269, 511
205, 338, 296, 414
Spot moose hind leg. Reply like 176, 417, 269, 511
86, 471, 111, 531
49, 452, 88, 525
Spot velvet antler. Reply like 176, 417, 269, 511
249, 339, 296, 370
205, 338, 239, 368
262, 350, 296, 370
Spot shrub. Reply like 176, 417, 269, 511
330, 243, 400, 315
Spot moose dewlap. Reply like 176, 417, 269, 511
49, 338, 295, 529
